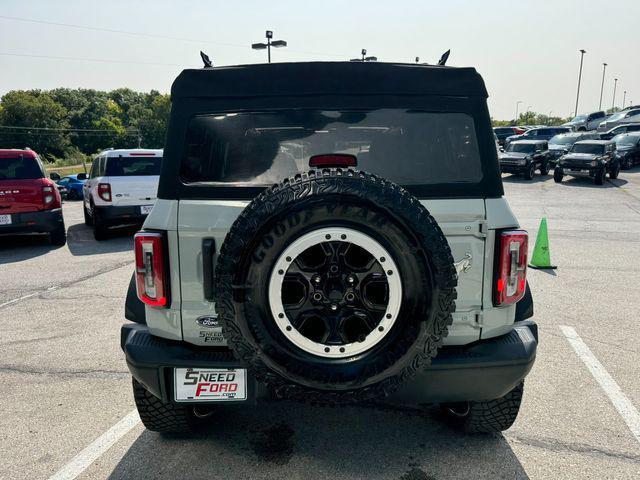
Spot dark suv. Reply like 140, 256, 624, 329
613, 133, 640, 169
499, 140, 551, 179
554, 140, 618, 185
504, 126, 571, 149
0, 149, 66, 245
121, 62, 537, 436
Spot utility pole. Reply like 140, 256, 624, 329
350, 49, 377, 62
598, 62, 607, 110
622, 90, 627, 109
514, 101, 523, 123
612, 78, 618, 111
574, 49, 586, 117
251, 30, 287, 63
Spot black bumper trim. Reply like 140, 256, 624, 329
121, 320, 538, 405
0, 208, 63, 235
95, 205, 150, 224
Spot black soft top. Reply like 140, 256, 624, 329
171, 62, 488, 99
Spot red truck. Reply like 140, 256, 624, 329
0, 149, 66, 245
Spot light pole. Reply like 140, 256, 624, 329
574, 49, 586, 117
415, 56, 420, 63
251, 30, 287, 63
612, 78, 618, 111
548, 111, 553, 125
622, 90, 627, 109
598, 62, 607, 110
514, 101, 523, 123
350, 49, 377, 62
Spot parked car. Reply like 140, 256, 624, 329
56, 174, 86, 200
83, 149, 162, 240
121, 62, 537, 435
597, 108, 640, 132
548, 131, 600, 166
504, 126, 571, 148
598, 123, 640, 140
554, 140, 618, 185
0, 149, 66, 245
562, 111, 608, 131
499, 140, 551, 179
613, 132, 640, 169
493, 126, 525, 146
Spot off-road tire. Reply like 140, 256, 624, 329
50, 224, 67, 246
215, 168, 457, 405
132, 378, 196, 433
553, 168, 563, 183
92, 207, 108, 241
594, 168, 605, 185
441, 382, 524, 434
622, 158, 632, 170
83, 203, 93, 226
539, 162, 550, 176
609, 160, 620, 180
524, 163, 535, 180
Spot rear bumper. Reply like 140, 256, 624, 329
95, 205, 150, 225
500, 164, 528, 174
121, 320, 538, 405
0, 208, 63, 235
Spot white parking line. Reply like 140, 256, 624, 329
560, 325, 640, 444
48, 410, 140, 480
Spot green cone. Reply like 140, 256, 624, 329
529, 218, 557, 269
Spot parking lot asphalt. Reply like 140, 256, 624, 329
1, 171, 640, 480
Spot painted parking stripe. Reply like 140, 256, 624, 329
560, 325, 640, 444
48, 410, 140, 480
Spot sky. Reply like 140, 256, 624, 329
0, 0, 638, 120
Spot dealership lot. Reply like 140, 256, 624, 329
1, 172, 640, 480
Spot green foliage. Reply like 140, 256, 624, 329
491, 111, 571, 128
0, 88, 170, 162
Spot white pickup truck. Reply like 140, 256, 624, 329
83, 149, 162, 240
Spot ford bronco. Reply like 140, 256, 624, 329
121, 62, 537, 434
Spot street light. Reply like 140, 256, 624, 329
612, 78, 618, 111
548, 111, 553, 125
415, 56, 420, 63
622, 90, 627, 109
350, 49, 377, 62
598, 62, 607, 110
514, 100, 523, 122
574, 49, 586, 117
251, 30, 287, 63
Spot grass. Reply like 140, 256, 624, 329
48, 163, 91, 176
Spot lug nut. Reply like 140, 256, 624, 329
313, 292, 323, 302
313, 275, 321, 284
347, 275, 355, 283
330, 304, 338, 311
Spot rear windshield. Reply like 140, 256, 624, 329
0, 157, 43, 180
506, 143, 536, 153
572, 144, 604, 154
180, 109, 483, 186
105, 156, 162, 176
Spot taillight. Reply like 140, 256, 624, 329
98, 183, 112, 202
309, 153, 358, 168
494, 230, 528, 306
134, 232, 168, 307
42, 185, 55, 206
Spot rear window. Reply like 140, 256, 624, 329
105, 156, 162, 176
180, 109, 483, 186
0, 157, 43, 180
507, 143, 536, 153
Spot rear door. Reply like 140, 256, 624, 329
105, 154, 161, 207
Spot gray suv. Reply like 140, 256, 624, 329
121, 62, 537, 435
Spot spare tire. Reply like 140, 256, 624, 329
214, 169, 457, 404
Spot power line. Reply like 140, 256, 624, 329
0, 15, 348, 59
0, 51, 193, 67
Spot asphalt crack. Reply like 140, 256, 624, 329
0, 364, 129, 379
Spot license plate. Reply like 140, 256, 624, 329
140, 205, 153, 215
0, 214, 11, 225
174, 368, 247, 402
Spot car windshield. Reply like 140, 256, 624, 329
506, 143, 536, 153
571, 115, 588, 122
180, 109, 484, 186
105, 156, 162, 176
607, 112, 625, 122
572, 144, 604, 154
549, 135, 576, 146
0, 157, 43, 180
614, 135, 638, 146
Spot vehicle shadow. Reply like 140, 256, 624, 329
501, 174, 552, 184
557, 177, 628, 189
107, 401, 530, 480
0, 235, 57, 264
66, 223, 134, 256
